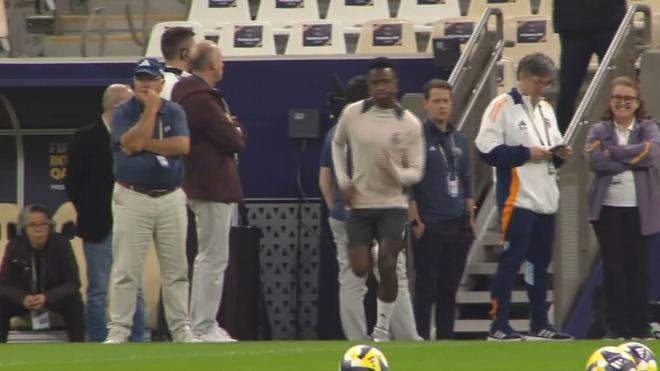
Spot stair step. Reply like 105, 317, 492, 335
44, 34, 142, 57
454, 319, 529, 333
457, 290, 554, 304
60, 0, 188, 16
481, 231, 502, 245
58, 14, 185, 33
465, 262, 554, 275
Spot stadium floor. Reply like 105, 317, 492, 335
0, 340, 657, 370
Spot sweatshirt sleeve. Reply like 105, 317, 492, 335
608, 121, 660, 168
475, 96, 530, 168
332, 106, 352, 191
392, 116, 425, 186
586, 123, 631, 175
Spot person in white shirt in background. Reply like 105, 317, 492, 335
332, 57, 425, 342
160, 27, 196, 100
153, 26, 197, 341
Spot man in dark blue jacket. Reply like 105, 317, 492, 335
409, 79, 474, 340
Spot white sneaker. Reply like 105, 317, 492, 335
172, 326, 203, 343
371, 326, 391, 342
198, 327, 238, 343
103, 328, 129, 344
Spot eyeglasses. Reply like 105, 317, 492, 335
610, 95, 638, 103
26, 222, 50, 229
530, 77, 552, 87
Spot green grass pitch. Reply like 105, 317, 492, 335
0, 340, 657, 370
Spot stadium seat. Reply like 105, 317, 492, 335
145, 21, 205, 58
325, 0, 390, 27
497, 57, 515, 94
396, 0, 461, 26
0, 203, 20, 259
467, 0, 533, 18
204, 29, 221, 44
256, 0, 320, 28
219, 21, 277, 56
188, 0, 251, 29
536, 0, 551, 16
143, 243, 162, 329
285, 20, 347, 54
425, 17, 478, 52
629, 0, 660, 13
52, 202, 87, 301
502, 15, 559, 67
653, 12, 660, 48
0, 0, 9, 52
355, 18, 418, 54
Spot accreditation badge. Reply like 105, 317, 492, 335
447, 175, 459, 198
31, 309, 50, 330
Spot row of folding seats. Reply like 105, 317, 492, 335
188, 0, 556, 29
0, 0, 9, 52
146, 15, 559, 65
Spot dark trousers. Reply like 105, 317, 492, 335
0, 293, 85, 343
491, 208, 554, 332
556, 29, 616, 133
592, 206, 648, 337
413, 216, 473, 339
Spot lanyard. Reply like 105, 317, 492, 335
523, 102, 552, 147
437, 132, 458, 177
30, 252, 45, 294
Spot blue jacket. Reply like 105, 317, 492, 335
412, 120, 471, 224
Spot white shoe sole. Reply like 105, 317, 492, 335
487, 336, 523, 341
524, 335, 573, 341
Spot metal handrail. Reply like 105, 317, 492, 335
448, 7, 503, 86
455, 41, 503, 133
126, 0, 150, 48
0, 94, 24, 207
562, 4, 651, 147
80, 6, 106, 57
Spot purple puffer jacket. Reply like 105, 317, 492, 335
586, 119, 660, 236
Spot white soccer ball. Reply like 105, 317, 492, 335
586, 346, 638, 371
339, 344, 389, 371
619, 342, 657, 371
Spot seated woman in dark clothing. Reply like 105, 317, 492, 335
0, 204, 85, 343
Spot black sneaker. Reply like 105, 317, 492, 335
630, 327, 657, 341
602, 329, 626, 341
487, 324, 524, 341
526, 325, 574, 341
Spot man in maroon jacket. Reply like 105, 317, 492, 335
171, 40, 246, 342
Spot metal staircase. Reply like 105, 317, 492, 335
447, 4, 653, 338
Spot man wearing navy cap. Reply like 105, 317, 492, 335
104, 57, 198, 343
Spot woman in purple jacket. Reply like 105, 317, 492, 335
586, 76, 660, 339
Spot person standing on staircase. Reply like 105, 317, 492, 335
408, 79, 474, 340
475, 53, 574, 341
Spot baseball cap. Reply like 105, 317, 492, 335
133, 57, 164, 78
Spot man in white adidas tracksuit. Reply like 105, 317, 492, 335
475, 53, 574, 341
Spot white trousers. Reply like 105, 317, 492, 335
188, 199, 233, 334
329, 217, 421, 340
108, 186, 190, 335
